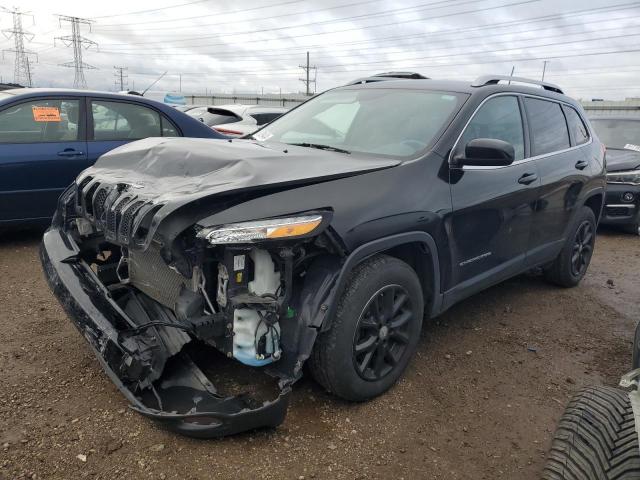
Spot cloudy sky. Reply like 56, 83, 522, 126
1, 0, 639, 99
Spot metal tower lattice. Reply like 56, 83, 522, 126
2, 7, 37, 87
55, 15, 97, 89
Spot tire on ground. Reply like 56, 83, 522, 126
542, 386, 640, 480
308, 254, 424, 402
545, 205, 597, 288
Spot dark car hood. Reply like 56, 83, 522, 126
606, 148, 640, 172
76, 137, 401, 247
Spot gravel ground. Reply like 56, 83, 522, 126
0, 227, 638, 480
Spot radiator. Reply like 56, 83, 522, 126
128, 243, 189, 309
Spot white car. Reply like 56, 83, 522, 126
186, 104, 288, 137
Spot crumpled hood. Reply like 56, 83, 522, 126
75, 137, 401, 247
606, 148, 640, 173
80, 137, 400, 199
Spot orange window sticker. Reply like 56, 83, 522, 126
32, 106, 61, 122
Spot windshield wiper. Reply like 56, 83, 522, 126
289, 143, 351, 154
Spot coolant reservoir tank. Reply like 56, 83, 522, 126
232, 249, 282, 367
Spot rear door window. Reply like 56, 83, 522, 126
0, 98, 81, 143
524, 98, 571, 155
459, 95, 525, 160
563, 106, 589, 146
91, 100, 176, 141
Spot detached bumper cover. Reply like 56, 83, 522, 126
40, 227, 290, 438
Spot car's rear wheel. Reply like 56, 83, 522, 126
309, 254, 423, 401
542, 386, 640, 480
545, 206, 597, 287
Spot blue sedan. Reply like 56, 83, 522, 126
0, 88, 224, 226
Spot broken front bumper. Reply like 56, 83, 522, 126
40, 227, 290, 438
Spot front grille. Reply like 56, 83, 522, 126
93, 188, 109, 222
119, 201, 145, 242
76, 180, 161, 247
128, 243, 189, 309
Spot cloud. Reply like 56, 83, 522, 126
1, 0, 639, 99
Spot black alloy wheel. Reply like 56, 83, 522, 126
571, 220, 594, 277
352, 285, 413, 381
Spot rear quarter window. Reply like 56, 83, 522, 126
524, 97, 570, 156
563, 106, 590, 146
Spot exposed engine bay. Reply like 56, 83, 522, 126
40, 176, 346, 436
38, 137, 404, 436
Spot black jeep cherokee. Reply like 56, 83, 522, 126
41, 75, 606, 437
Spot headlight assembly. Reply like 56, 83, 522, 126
198, 214, 325, 245
607, 169, 640, 185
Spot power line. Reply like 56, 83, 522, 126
95, 0, 471, 32
1, 7, 37, 87
99, 0, 539, 46
318, 46, 640, 74
93, 21, 640, 62
91, 0, 304, 20
55, 15, 98, 89
38, 45, 640, 78
316, 31, 640, 69
114, 66, 128, 91
95, 0, 316, 27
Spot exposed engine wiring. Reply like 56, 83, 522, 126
199, 273, 216, 314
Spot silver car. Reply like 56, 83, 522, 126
187, 104, 288, 137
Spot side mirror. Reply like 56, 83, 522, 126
452, 138, 515, 167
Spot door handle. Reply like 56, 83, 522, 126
575, 160, 589, 170
518, 172, 538, 185
57, 149, 84, 157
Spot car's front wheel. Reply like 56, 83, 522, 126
545, 206, 597, 287
309, 255, 424, 401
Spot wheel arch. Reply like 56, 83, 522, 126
583, 191, 604, 223
321, 232, 442, 331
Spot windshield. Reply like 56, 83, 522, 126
254, 88, 466, 157
590, 118, 640, 150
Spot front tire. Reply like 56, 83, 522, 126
545, 206, 597, 287
309, 255, 424, 401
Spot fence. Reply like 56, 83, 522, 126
581, 100, 640, 117
185, 93, 309, 108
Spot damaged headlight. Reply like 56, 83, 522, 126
198, 214, 324, 245
607, 170, 640, 185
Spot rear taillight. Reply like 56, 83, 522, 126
214, 126, 243, 136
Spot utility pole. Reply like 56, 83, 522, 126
541, 60, 549, 81
2, 7, 37, 87
299, 51, 317, 96
114, 66, 128, 91
55, 15, 97, 89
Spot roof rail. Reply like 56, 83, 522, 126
472, 75, 564, 94
346, 71, 429, 86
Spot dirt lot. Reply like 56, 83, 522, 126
0, 227, 638, 480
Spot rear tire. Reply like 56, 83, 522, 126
543, 386, 640, 480
308, 254, 424, 402
545, 206, 597, 287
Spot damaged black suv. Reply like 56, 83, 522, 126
41, 75, 606, 437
